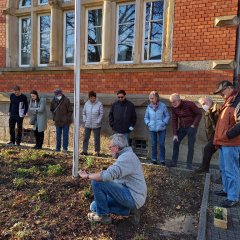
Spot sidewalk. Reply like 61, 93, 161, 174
207, 169, 240, 240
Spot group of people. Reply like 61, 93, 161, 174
8, 86, 73, 151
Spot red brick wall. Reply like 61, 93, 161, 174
0, 70, 234, 94
173, 0, 238, 61
0, 0, 6, 67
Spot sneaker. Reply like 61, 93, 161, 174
194, 168, 209, 174
160, 162, 166, 166
221, 199, 239, 208
167, 162, 177, 168
214, 190, 227, 197
81, 151, 88, 156
7, 142, 15, 146
151, 160, 157, 165
129, 208, 141, 225
62, 149, 68, 153
87, 212, 112, 224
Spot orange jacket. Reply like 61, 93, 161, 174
214, 90, 240, 146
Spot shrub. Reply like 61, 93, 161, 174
46, 164, 63, 176
16, 166, 38, 178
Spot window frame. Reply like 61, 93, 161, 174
19, 16, 31, 67
18, 0, 31, 8
142, 0, 165, 63
63, 10, 75, 66
38, 14, 51, 67
115, 2, 136, 64
85, 6, 103, 65
38, 0, 48, 6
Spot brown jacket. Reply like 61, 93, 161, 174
214, 90, 240, 146
50, 95, 73, 127
204, 102, 221, 141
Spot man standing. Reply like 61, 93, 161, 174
109, 90, 137, 143
194, 96, 221, 173
213, 80, 240, 208
8, 86, 28, 146
78, 133, 147, 225
168, 93, 202, 169
50, 89, 73, 152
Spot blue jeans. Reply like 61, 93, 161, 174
90, 180, 136, 216
172, 127, 197, 168
56, 125, 70, 151
219, 146, 240, 201
150, 130, 166, 162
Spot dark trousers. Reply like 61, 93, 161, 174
34, 128, 44, 148
172, 127, 197, 168
9, 116, 23, 144
83, 127, 101, 153
200, 139, 217, 170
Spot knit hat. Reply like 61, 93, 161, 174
54, 88, 62, 95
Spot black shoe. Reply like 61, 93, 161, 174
16, 142, 20, 146
151, 160, 157, 165
160, 162, 166, 166
167, 162, 177, 168
7, 142, 15, 146
129, 208, 141, 225
80, 151, 88, 156
214, 190, 227, 197
194, 168, 209, 174
221, 199, 239, 208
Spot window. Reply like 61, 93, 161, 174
19, 0, 31, 8
143, 0, 165, 62
116, 3, 136, 63
86, 8, 102, 64
19, 17, 31, 67
63, 11, 75, 65
38, 15, 51, 66
39, 0, 48, 5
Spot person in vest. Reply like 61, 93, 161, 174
50, 89, 73, 152
213, 80, 240, 208
81, 91, 103, 156
8, 85, 28, 146
29, 90, 47, 149
144, 91, 170, 165
194, 96, 221, 173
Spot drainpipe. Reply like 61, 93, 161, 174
234, 1, 240, 89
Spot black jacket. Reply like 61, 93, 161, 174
109, 99, 137, 133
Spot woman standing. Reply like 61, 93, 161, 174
144, 91, 170, 165
81, 91, 103, 156
29, 90, 47, 149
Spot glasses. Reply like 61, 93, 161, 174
118, 96, 125, 99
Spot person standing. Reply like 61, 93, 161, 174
109, 90, 137, 143
144, 91, 170, 165
168, 93, 202, 169
194, 96, 221, 173
50, 89, 73, 152
8, 85, 28, 146
213, 80, 240, 208
81, 91, 103, 156
29, 90, 47, 149
78, 134, 147, 225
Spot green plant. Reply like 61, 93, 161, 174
214, 207, 224, 220
33, 189, 50, 202
7, 222, 33, 240
46, 164, 63, 176
84, 156, 94, 168
13, 178, 27, 188
83, 187, 91, 199
16, 166, 38, 178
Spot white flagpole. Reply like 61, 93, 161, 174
73, 0, 81, 177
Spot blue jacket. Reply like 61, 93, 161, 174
144, 102, 170, 132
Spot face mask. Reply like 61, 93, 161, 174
56, 96, 62, 100
202, 104, 210, 112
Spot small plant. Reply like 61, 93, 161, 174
84, 156, 94, 168
16, 166, 38, 178
6, 222, 33, 240
13, 178, 27, 188
32, 189, 50, 202
214, 207, 224, 220
46, 164, 63, 176
83, 187, 91, 199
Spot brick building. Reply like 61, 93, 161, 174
0, 0, 239, 163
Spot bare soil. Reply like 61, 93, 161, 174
0, 145, 204, 240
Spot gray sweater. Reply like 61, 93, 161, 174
101, 147, 147, 209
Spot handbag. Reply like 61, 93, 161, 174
29, 115, 37, 125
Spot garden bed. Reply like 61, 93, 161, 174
0, 145, 204, 240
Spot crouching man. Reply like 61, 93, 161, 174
78, 133, 147, 224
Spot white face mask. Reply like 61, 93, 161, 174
56, 96, 62, 100
202, 104, 210, 112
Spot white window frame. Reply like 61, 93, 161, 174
19, 16, 31, 67
142, 0, 165, 63
63, 10, 75, 66
85, 7, 102, 65
38, 0, 48, 6
115, 2, 136, 64
19, 0, 31, 8
38, 14, 51, 67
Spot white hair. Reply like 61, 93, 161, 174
198, 96, 213, 105
110, 134, 129, 149
169, 93, 181, 102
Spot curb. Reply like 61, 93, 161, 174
197, 173, 211, 240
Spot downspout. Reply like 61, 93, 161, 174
234, 1, 240, 89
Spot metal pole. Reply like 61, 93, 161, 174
73, 0, 81, 177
